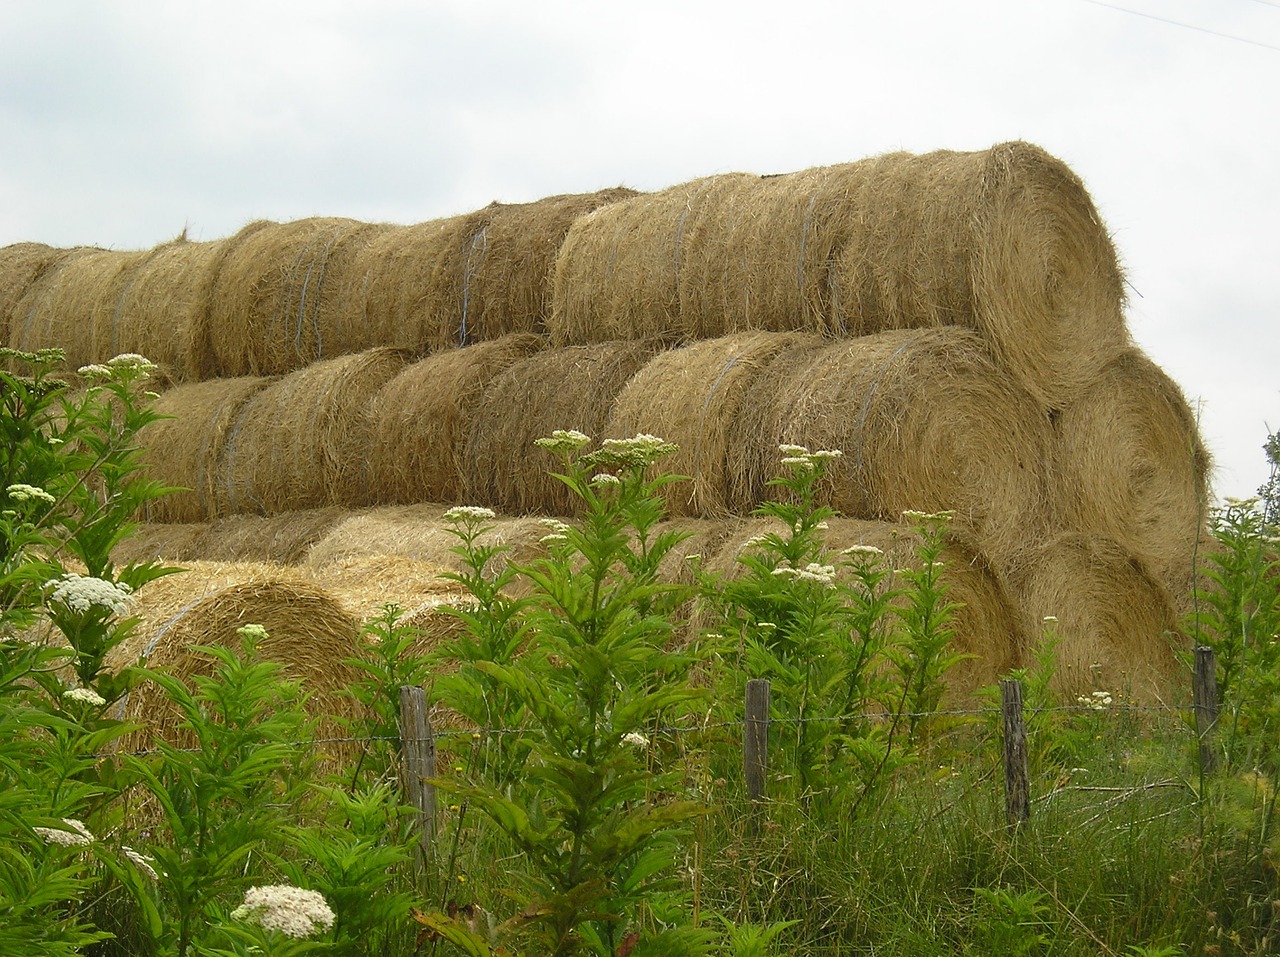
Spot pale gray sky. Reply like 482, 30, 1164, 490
2, 0, 1276, 500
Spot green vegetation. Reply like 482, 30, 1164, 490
3, 349, 1280, 955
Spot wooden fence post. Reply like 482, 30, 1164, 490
744, 679, 770, 811
1001, 678, 1030, 826
399, 685, 436, 864
1193, 645, 1220, 773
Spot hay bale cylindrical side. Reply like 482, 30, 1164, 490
366, 333, 546, 507
199, 218, 392, 377
1053, 347, 1211, 601
138, 376, 277, 523
0, 242, 62, 355
605, 331, 822, 516
217, 348, 413, 515
460, 188, 638, 343
109, 565, 364, 765
10, 247, 144, 372
1005, 533, 1186, 705
196, 507, 351, 565
828, 142, 1129, 409
732, 328, 1054, 560
548, 175, 756, 346
463, 341, 661, 514
107, 235, 225, 383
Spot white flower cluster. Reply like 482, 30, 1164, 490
534, 429, 591, 455
621, 731, 649, 749
34, 818, 95, 847
443, 505, 497, 524
842, 544, 884, 557
47, 574, 133, 616
6, 483, 56, 505
123, 845, 160, 880
902, 509, 955, 523
62, 687, 106, 707
589, 472, 622, 487
588, 433, 678, 471
771, 562, 837, 586
236, 624, 269, 642
778, 444, 843, 470
78, 353, 157, 380
1077, 690, 1113, 711
231, 884, 335, 939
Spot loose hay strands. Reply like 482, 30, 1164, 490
11, 247, 144, 372
1006, 533, 1185, 705
1053, 347, 1211, 600
196, 508, 350, 565
605, 332, 822, 517
549, 175, 756, 346
314, 553, 468, 624
459, 188, 638, 343
137, 376, 277, 523
199, 218, 392, 376
732, 328, 1054, 560
828, 142, 1129, 409
217, 348, 413, 515
304, 503, 552, 597
463, 340, 661, 514
367, 334, 547, 506
0, 242, 61, 353
109, 563, 364, 764
110, 522, 211, 565
107, 234, 224, 383
355, 210, 492, 354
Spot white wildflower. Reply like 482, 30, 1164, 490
236, 624, 269, 642
534, 429, 591, 455
741, 535, 768, 550
778, 444, 810, 456
810, 449, 843, 461
122, 846, 160, 880
842, 544, 883, 557
1077, 691, 1113, 711
34, 818, 95, 847
47, 574, 133, 616
539, 518, 572, 534
1042, 615, 1058, 624
77, 363, 112, 379
62, 687, 106, 708
443, 505, 497, 524
6, 483, 55, 505
231, 884, 335, 939
541, 533, 569, 545
107, 353, 156, 373
590, 472, 622, 487
621, 731, 649, 749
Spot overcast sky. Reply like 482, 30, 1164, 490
1, 0, 1276, 502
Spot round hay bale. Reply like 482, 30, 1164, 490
197, 507, 351, 565
0, 242, 62, 354
731, 328, 1054, 560
354, 210, 492, 355
137, 376, 277, 523
1053, 347, 1211, 596
463, 340, 661, 514
828, 142, 1128, 409
605, 332, 822, 516
366, 333, 546, 507
108, 563, 364, 763
314, 553, 467, 623
458, 187, 638, 343
303, 504, 551, 596
199, 218, 392, 376
110, 522, 210, 566
548, 174, 757, 346
11, 247, 144, 372
217, 348, 413, 514
106, 234, 224, 383
1006, 533, 1186, 705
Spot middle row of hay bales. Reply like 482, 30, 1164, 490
135, 327, 1207, 591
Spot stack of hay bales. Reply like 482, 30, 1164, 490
3, 139, 1209, 704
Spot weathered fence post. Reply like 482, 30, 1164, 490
399, 685, 436, 864
744, 679, 770, 814
1192, 645, 1220, 773
1001, 678, 1030, 826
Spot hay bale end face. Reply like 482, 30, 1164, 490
366, 333, 546, 507
0, 242, 62, 354
605, 331, 823, 517
1053, 347, 1211, 598
216, 348, 413, 515
733, 328, 1054, 560
463, 340, 662, 514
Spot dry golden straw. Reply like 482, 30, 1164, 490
1052, 347, 1211, 602
1, 242, 61, 355
194, 507, 352, 565
366, 333, 546, 506
732, 328, 1053, 560
217, 348, 412, 515
605, 332, 822, 516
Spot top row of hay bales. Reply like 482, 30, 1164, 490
3, 141, 1127, 409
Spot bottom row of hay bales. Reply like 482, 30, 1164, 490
107, 504, 1187, 763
